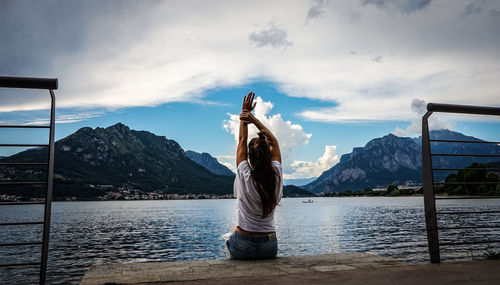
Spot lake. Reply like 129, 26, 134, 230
1, 197, 499, 284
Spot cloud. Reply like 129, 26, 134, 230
289, 145, 339, 179
372, 55, 383, 62
461, 2, 482, 18
410, 98, 426, 114
360, 0, 432, 14
392, 98, 454, 136
1, 0, 499, 125
27, 112, 103, 125
248, 20, 293, 50
489, 9, 499, 17
214, 155, 237, 172
219, 161, 236, 173
392, 127, 408, 137
214, 154, 236, 160
306, 0, 329, 23
0, 111, 103, 126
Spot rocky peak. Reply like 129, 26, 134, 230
107, 122, 131, 135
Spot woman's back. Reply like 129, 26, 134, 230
234, 160, 283, 232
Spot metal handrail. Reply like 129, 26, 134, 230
0, 144, 49, 147
430, 139, 500, 144
440, 240, 500, 246
431, 153, 500, 157
0, 76, 56, 284
437, 210, 500, 214
435, 197, 500, 200
422, 102, 500, 263
0, 181, 48, 185
0, 125, 51, 129
433, 182, 500, 185
0, 221, 44, 226
427, 103, 500, 116
0, 162, 48, 166
438, 225, 500, 230
0, 242, 43, 247
0, 76, 57, 90
0, 262, 41, 268
0, 201, 45, 205
433, 168, 500, 171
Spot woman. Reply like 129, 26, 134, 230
225, 92, 283, 260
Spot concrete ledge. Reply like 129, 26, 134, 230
80, 253, 407, 284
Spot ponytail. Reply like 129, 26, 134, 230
248, 132, 278, 217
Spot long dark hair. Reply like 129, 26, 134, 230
248, 132, 278, 218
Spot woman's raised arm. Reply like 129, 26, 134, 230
236, 92, 256, 166
236, 116, 248, 166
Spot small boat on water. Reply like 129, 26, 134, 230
302, 199, 314, 203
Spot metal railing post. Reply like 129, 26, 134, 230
39, 90, 56, 285
422, 111, 440, 263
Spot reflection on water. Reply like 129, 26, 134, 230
1, 197, 499, 284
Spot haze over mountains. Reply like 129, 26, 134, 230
0, 123, 498, 200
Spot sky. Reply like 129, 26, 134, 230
1, 0, 499, 182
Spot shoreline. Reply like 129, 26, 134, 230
3, 195, 500, 203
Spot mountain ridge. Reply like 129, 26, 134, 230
0, 123, 234, 199
304, 130, 500, 193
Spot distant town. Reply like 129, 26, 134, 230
0, 183, 423, 202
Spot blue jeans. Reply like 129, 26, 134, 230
226, 231, 278, 260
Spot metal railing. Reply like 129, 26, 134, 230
0, 76, 57, 284
422, 102, 500, 263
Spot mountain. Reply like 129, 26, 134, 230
185, 150, 234, 176
304, 130, 500, 194
0, 123, 234, 199
283, 185, 315, 197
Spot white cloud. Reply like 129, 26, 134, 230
289, 145, 339, 179
1, 0, 499, 124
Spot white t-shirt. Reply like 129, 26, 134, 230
234, 160, 283, 232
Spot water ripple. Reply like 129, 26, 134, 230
0, 197, 499, 284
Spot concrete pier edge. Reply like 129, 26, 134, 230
80, 253, 500, 285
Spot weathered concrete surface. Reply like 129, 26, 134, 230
80, 253, 405, 284
80, 253, 500, 285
